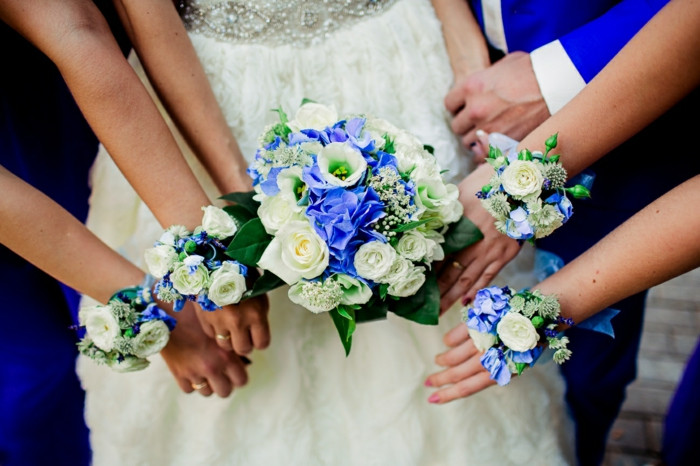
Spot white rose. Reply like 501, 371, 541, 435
110, 356, 150, 373
258, 220, 329, 284
414, 178, 459, 215
84, 305, 120, 352
334, 274, 372, 305
208, 261, 247, 307
170, 261, 210, 295
468, 328, 498, 352
258, 194, 306, 235
317, 142, 367, 187
381, 256, 412, 284
387, 265, 426, 297
439, 196, 464, 225
353, 241, 397, 282
496, 312, 540, 352
131, 320, 171, 358
287, 102, 338, 132
422, 230, 445, 263
365, 117, 400, 139
396, 230, 429, 262
201, 205, 237, 239
165, 225, 190, 241
144, 244, 178, 278
500, 160, 544, 200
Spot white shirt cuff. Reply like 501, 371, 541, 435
530, 40, 586, 115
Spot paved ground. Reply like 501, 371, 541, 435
602, 267, 700, 465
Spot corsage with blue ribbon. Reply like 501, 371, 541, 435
477, 133, 591, 242
77, 283, 176, 372
462, 285, 573, 386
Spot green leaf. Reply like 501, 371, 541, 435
355, 300, 389, 323
222, 205, 255, 229
300, 97, 316, 106
329, 307, 356, 356
390, 273, 440, 325
383, 134, 395, 154
423, 144, 435, 155
515, 362, 528, 376
442, 216, 483, 255
392, 218, 433, 233
518, 149, 531, 161
378, 283, 389, 300
488, 145, 502, 160
244, 270, 285, 299
271, 106, 289, 124
225, 218, 272, 267
219, 191, 259, 217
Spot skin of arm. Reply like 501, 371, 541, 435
431, 0, 490, 80
438, 0, 700, 311
113, 0, 251, 195
428, 0, 700, 403
0, 166, 248, 397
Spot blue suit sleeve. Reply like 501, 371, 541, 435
559, 0, 669, 82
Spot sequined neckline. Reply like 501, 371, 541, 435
177, 0, 398, 47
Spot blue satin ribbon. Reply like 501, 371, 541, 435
535, 249, 619, 338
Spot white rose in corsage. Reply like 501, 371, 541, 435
82, 305, 120, 352
131, 319, 171, 359
111, 356, 150, 373
467, 328, 498, 352
496, 312, 540, 352
201, 205, 238, 239
317, 142, 367, 187
258, 220, 329, 284
353, 240, 397, 282
208, 261, 247, 307
500, 160, 544, 200
287, 102, 338, 132
170, 256, 210, 295
144, 244, 178, 279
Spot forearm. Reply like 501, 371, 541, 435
432, 0, 489, 80
0, 167, 145, 304
518, 0, 700, 177
1, 0, 211, 229
114, 0, 250, 195
535, 175, 700, 323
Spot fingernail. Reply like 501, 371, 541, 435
240, 356, 252, 365
476, 129, 487, 138
461, 296, 472, 306
469, 142, 477, 147
428, 394, 440, 404
424, 378, 433, 387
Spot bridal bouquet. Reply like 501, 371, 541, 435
478, 134, 590, 242
78, 285, 176, 372
223, 101, 482, 354
463, 286, 572, 385
144, 206, 252, 311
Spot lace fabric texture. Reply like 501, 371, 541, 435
79, 1, 574, 464
177, 0, 398, 47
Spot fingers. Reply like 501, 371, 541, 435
428, 371, 496, 404
189, 377, 215, 397
443, 322, 471, 348
450, 106, 476, 137
224, 353, 249, 388
425, 348, 485, 389
444, 82, 466, 115
230, 326, 254, 355
435, 337, 478, 367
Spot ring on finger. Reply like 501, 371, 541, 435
452, 261, 465, 270
191, 381, 209, 390
216, 333, 231, 341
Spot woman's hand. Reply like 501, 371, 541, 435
196, 295, 270, 355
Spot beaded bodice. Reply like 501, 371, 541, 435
176, 0, 398, 47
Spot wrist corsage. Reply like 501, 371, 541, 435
477, 133, 590, 242
78, 284, 176, 372
145, 205, 251, 311
463, 286, 573, 386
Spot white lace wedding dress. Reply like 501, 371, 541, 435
77, 0, 574, 464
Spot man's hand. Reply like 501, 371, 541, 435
196, 295, 270, 355
444, 51, 550, 161
437, 163, 521, 311
425, 323, 496, 404
160, 302, 249, 398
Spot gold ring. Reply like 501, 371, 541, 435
452, 261, 465, 270
216, 333, 231, 341
191, 381, 208, 390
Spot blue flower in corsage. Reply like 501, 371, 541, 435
477, 133, 591, 242
462, 286, 573, 386
77, 285, 176, 372
145, 205, 248, 311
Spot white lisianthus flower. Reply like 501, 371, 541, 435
201, 205, 237, 239
396, 230, 429, 262
353, 241, 397, 282
208, 261, 247, 307
110, 356, 150, 373
84, 306, 120, 352
333, 274, 373, 305
500, 160, 544, 200
258, 220, 329, 285
413, 176, 459, 218
144, 244, 178, 278
257, 194, 306, 235
317, 143, 367, 187
496, 312, 540, 352
276, 166, 305, 199
387, 265, 426, 297
131, 320, 170, 358
468, 327, 498, 352
287, 102, 338, 132
170, 262, 210, 295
